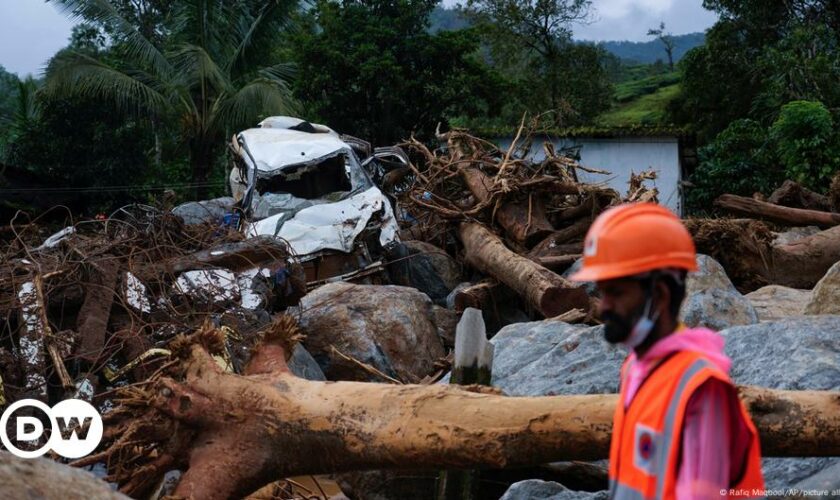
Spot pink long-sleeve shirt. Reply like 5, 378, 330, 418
621, 326, 752, 500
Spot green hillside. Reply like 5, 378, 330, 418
596, 83, 681, 127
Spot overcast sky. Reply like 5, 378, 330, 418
0, 0, 718, 78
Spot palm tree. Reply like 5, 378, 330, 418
44, 0, 299, 199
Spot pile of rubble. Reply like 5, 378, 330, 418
1, 118, 839, 499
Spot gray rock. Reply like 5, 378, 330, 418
491, 316, 840, 489
491, 320, 623, 396
746, 285, 811, 321
793, 461, 840, 492
172, 197, 235, 225
679, 254, 758, 330
287, 344, 326, 381
501, 480, 609, 500
299, 283, 447, 382
773, 226, 821, 246
0, 451, 128, 499
804, 261, 840, 315
723, 316, 840, 391
722, 316, 840, 489
386, 240, 462, 305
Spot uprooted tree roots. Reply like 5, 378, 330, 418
79, 318, 840, 500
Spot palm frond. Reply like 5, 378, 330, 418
259, 62, 297, 83
48, 0, 172, 78
168, 0, 238, 63
169, 43, 233, 96
209, 78, 298, 135
227, 0, 300, 80
42, 50, 168, 117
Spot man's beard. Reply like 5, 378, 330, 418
601, 303, 647, 344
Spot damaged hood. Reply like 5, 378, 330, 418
237, 128, 352, 176
246, 187, 399, 257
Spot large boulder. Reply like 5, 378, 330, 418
299, 283, 449, 382
287, 344, 327, 381
804, 261, 840, 315
0, 451, 128, 499
722, 316, 840, 489
501, 480, 608, 500
746, 285, 811, 321
491, 320, 622, 396
171, 196, 235, 225
385, 241, 462, 305
679, 254, 758, 330
491, 315, 840, 491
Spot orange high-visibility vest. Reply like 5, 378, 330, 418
608, 350, 765, 499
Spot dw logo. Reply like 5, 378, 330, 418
0, 399, 103, 459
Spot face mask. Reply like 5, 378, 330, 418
601, 292, 660, 348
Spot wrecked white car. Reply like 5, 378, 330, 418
229, 116, 403, 287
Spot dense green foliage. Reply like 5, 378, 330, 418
461, 0, 612, 127
770, 101, 840, 191
685, 119, 782, 212
672, 1, 840, 211
293, 0, 502, 145
5, 0, 840, 220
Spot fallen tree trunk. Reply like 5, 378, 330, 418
688, 218, 840, 291
461, 168, 554, 247
529, 218, 592, 258
116, 331, 840, 500
768, 224, 840, 288
134, 236, 292, 281
715, 194, 840, 228
76, 258, 120, 364
458, 222, 589, 317
768, 180, 833, 212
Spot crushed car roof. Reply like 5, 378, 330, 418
237, 128, 352, 175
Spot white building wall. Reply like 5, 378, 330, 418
495, 136, 683, 215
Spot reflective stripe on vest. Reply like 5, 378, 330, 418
610, 358, 710, 500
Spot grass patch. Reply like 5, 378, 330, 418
596, 83, 681, 127
614, 71, 681, 103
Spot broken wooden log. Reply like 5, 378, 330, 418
715, 194, 840, 228
525, 218, 590, 264
554, 190, 616, 223
461, 168, 554, 247
688, 217, 840, 290
768, 180, 833, 212
534, 255, 582, 271
527, 242, 583, 261
16, 280, 49, 400
129, 330, 840, 500
134, 236, 292, 281
458, 222, 589, 317
76, 258, 120, 364
767, 224, 840, 288
452, 281, 499, 315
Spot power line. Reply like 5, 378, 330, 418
0, 181, 227, 194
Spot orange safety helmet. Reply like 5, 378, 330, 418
569, 202, 698, 282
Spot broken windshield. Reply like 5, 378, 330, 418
247, 149, 373, 220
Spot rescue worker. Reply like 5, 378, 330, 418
569, 202, 764, 499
